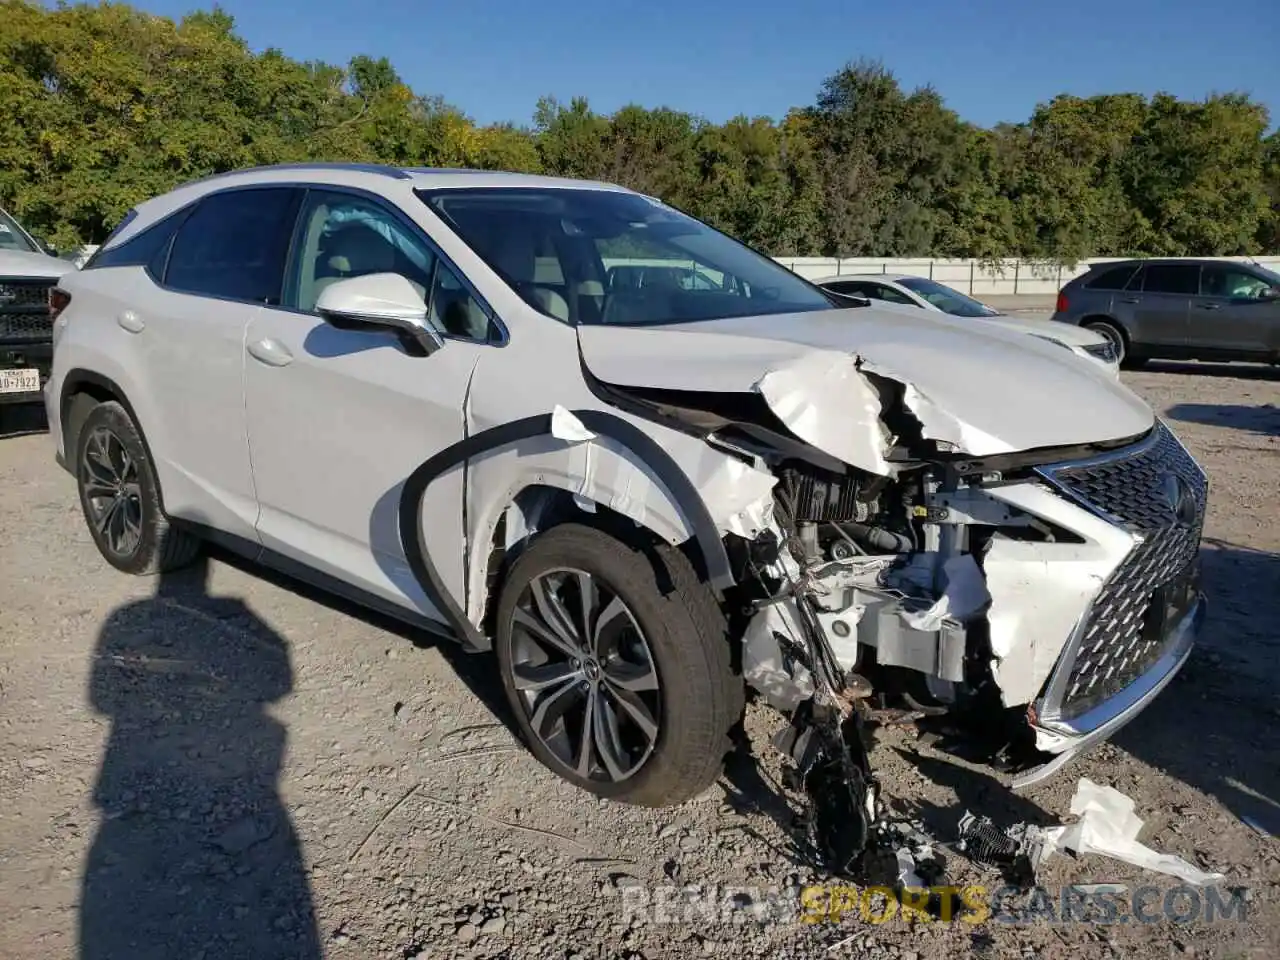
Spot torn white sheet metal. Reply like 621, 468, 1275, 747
980, 482, 1136, 708
689, 453, 779, 539
898, 554, 990, 631
742, 603, 814, 711
865, 360, 1010, 457
1040, 779, 1226, 886
754, 351, 897, 476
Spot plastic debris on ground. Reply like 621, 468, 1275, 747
1036, 778, 1227, 886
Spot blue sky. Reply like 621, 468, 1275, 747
131, 0, 1278, 129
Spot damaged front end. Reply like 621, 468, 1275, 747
588, 344, 1209, 874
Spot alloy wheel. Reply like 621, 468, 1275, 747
1085, 322, 1126, 364
507, 568, 661, 783
80, 426, 144, 558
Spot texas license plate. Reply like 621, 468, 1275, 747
0, 368, 40, 394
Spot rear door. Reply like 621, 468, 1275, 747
137, 186, 302, 542
1125, 263, 1199, 352
1190, 264, 1280, 358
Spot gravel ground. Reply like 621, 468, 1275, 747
1, 363, 1278, 960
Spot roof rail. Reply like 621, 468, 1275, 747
181, 162, 413, 188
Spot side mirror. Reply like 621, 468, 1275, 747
315, 273, 445, 357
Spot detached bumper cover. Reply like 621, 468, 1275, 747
1013, 594, 1204, 788
1013, 419, 1209, 788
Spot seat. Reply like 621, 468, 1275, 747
489, 228, 570, 321
313, 223, 425, 303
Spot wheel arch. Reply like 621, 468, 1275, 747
59, 370, 155, 479
397, 410, 735, 651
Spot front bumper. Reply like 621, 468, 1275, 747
1009, 419, 1209, 788
1012, 593, 1205, 788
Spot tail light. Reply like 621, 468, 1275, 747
1055, 291, 1068, 314
49, 286, 71, 321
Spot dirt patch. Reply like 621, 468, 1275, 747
1, 365, 1277, 959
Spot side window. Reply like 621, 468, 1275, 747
1200, 266, 1271, 300
165, 189, 300, 304
1085, 265, 1139, 291
871, 283, 917, 306
287, 191, 492, 342
1140, 264, 1199, 296
823, 281, 864, 296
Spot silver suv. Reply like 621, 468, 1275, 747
1051, 257, 1280, 367
45, 164, 1208, 841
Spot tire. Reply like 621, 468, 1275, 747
494, 523, 742, 806
1082, 318, 1142, 368
74, 400, 201, 575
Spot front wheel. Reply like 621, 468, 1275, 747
494, 524, 742, 806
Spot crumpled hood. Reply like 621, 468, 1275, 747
0, 248, 71, 280
578, 306, 1154, 473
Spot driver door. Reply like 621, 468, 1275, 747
243, 187, 497, 623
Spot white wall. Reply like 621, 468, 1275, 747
773, 255, 1280, 296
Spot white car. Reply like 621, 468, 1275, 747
1, 207, 72, 406
813, 273, 1121, 373
45, 164, 1206, 851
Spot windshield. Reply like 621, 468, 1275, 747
419, 188, 834, 326
898, 276, 999, 318
0, 209, 39, 254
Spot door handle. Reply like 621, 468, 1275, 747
247, 337, 294, 367
1118, 297, 1139, 304
116, 310, 145, 333
1194, 303, 1221, 310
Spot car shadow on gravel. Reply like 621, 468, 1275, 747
80, 551, 322, 960
1113, 540, 1280, 841
1165, 402, 1280, 438
1141, 361, 1280, 381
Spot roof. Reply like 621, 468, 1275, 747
812, 273, 916, 284
109, 163, 631, 251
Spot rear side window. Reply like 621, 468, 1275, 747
823, 281, 866, 295
87, 210, 186, 278
1138, 264, 1200, 296
165, 188, 301, 304
1085, 264, 1139, 291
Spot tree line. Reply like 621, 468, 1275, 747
3, 1, 1278, 260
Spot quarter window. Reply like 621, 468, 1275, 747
165, 188, 300, 304
1085, 265, 1139, 291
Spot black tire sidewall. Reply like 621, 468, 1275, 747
494, 524, 734, 806
74, 402, 166, 574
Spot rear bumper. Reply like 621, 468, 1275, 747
0, 339, 52, 406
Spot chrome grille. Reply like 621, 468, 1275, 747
1038, 422, 1207, 719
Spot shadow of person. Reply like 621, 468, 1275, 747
80, 547, 321, 960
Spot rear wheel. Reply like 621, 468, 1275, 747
494, 524, 741, 806
74, 400, 200, 575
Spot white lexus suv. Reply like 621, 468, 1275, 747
45, 163, 1207, 855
